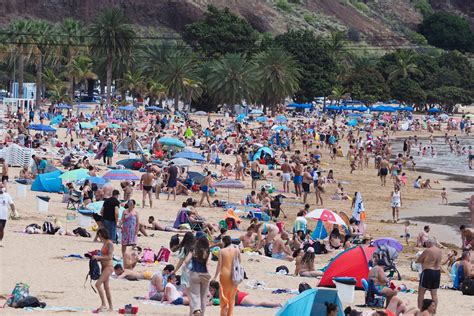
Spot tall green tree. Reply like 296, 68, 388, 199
70, 55, 96, 100
5, 19, 33, 98
252, 48, 301, 115
158, 51, 200, 111
275, 30, 337, 102
183, 5, 259, 57
88, 8, 136, 105
388, 50, 423, 82
207, 54, 253, 111
121, 70, 145, 99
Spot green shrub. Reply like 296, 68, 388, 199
353, 2, 370, 15
276, 0, 293, 12
303, 13, 316, 24
414, 0, 433, 18
404, 28, 428, 45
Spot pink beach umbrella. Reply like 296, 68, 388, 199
305, 209, 347, 227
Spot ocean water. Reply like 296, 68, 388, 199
391, 136, 474, 177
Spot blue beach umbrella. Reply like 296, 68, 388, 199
274, 115, 288, 123
236, 114, 247, 122
79, 176, 109, 188
173, 151, 206, 162
28, 124, 56, 132
256, 116, 268, 122
76, 104, 91, 109
250, 109, 264, 115
428, 108, 441, 113
56, 104, 72, 109
158, 137, 186, 148
118, 105, 135, 111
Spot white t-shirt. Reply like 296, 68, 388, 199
165, 283, 181, 302
0, 192, 13, 220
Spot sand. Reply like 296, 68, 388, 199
1, 114, 473, 316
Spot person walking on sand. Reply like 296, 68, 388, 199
417, 238, 442, 314
166, 162, 179, 201
100, 189, 120, 243
441, 188, 448, 205
0, 158, 9, 183
213, 235, 241, 316
250, 160, 260, 190
280, 158, 291, 193
390, 185, 402, 222
93, 228, 114, 312
293, 161, 303, 198
140, 167, 155, 208
0, 183, 16, 246
186, 237, 211, 316
199, 171, 213, 207
379, 158, 389, 186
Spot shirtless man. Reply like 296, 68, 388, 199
417, 238, 442, 313
114, 264, 154, 281
239, 227, 258, 251
0, 158, 9, 183
458, 251, 473, 284
140, 167, 155, 208
199, 171, 213, 207
250, 160, 260, 190
379, 158, 389, 186
292, 161, 303, 198
280, 159, 292, 193
460, 225, 474, 250
417, 226, 431, 247
234, 153, 245, 181
302, 166, 313, 204
271, 232, 293, 261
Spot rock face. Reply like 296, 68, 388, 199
0, 0, 471, 39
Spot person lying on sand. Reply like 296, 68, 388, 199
147, 216, 190, 233
209, 281, 281, 308
114, 264, 153, 281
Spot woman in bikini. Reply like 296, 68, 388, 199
93, 228, 114, 312
294, 247, 323, 277
249, 219, 279, 250
368, 258, 397, 307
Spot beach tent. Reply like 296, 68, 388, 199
428, 108, 441, 113
252, 146, 274, 161
319, 246, 376, 289
116, 136, 144, 154
31, 170, 62, 193
347, 119, 358, 127
276, 288, 344, 316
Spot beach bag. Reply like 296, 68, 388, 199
141, 248, 155, 263
84, 258, 101, 293
42, 221, 56, 235
461, 279, 474, 296
7, 283, 30, 307
155, 247, 171, 263
73, 227, 91, 238
231, 249, 245, 285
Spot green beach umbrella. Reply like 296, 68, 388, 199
59, 169, 89, 182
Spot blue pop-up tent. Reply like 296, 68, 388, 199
31, 170, 62, 193
276, 288, 344, 316
253, 146, 274, 161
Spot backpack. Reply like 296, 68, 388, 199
231, 248, 245, 285
141, 248, 155, 263
155, 247, 171, 263
276, 265, 289, 275
461, 278, 474, 296
73, 227, 91, 238
7, 283, 30, 307
84, 258, 101, 293
42, 221, 56, 235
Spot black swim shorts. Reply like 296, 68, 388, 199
0, 219, 6, 229
420, 269, 440, 290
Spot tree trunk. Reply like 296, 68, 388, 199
18, 50, 24, 98
174, 93, 179, 112
106, 53, 113, 105
87, 79, 94, 97
35, 56, 42, 109
100, 79, 105, 95
159, 98, 163, 107
68, 74, 74, 100
149, 97, 155, 107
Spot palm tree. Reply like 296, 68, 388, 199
30, 20, 56, 108
252, 48, 301, 115
158, 51, 200, 111
42, 68, 67, 104
182, 78, 202, 110
88, 8, 136, 105
388, 50, 423, 82
207, 54, 253, 112
60, 18, 85, 98
329, 86, 346, 105
70, 55, 97, 100
121, 70, 145, 100
144, 79, 167, 107
5, 19, 33, 98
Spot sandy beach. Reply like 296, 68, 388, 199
1, 113, 473, 316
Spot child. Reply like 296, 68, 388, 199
400, 221, 411, 246
441, 188, 448, 205
400, 172, 407, 186
162, 274, 188, 305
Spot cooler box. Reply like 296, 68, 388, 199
16, 181, 27, 198
333, 277, 356, 304
36, 196, 50, 213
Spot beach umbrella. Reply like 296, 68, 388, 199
169, 158, 195, 167
428, 108, 440, 113
118, 105, 135, 111
158, 137, 186, 148
271, 125, 290, 132
213, 179, 245, 200
236, 114, 247, 122
50, 115, 63, 125
79, 176, 109, 188
274, 115, 288, 123
56, 104, 72, 109
256, 116, 269, 122
76, 104, 91, 109
80, 122, 96, 129
347, 119, 358, 127
28, 124, 56, 132
372, 237, 403, 252
59, 168, 89, 182
439, 113, 449, 120
107, 123, 121, 129
103, 169, 140, 181
146, 106, 168, 113
194, 111, 207, 116
173, 151, 206, 162
305, 209, 347, 227
187, 171, 205, 184
400, 106, 414, 112
249, 109, 264, 115
354, 106, 368, 112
